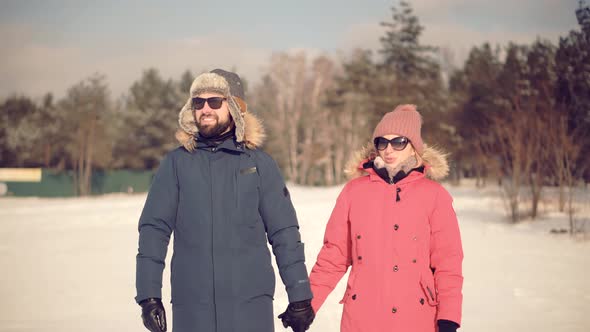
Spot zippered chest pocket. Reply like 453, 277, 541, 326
236, 166, 260, 218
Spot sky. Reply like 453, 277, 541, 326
0, 0, 581, 99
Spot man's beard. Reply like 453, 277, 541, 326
196, 114, 234, 138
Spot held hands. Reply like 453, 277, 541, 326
140, 298, 167, 332
278, 299, 315, 332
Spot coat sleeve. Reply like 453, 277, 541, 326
309, 185, 352, 313
135, 152, 179, 303
429, 186, 463, 326
256, 151, 313, 303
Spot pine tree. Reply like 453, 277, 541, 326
525, 39, 557, 218
324, 49, 379, 183
453, 43, 502, 185
377, 1, 446, 146
379, 1, 438, 80
112, 68, 180, 169
178, 70, 194, 96
553, 2, 590, 221
0, 96, 39, 167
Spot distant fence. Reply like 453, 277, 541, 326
0, 168, 155, 197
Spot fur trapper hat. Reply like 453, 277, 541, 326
176, 69, 265, 151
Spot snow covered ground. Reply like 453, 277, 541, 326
0, 181, 588, 332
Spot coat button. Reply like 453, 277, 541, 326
393, 265, 399, 272
394, 224, 399, 231
412, 259, 417, 263
357, 235, 361, 239
352, 294, 357, 300
391, 307, 398, 314
358, 256, 362, 260
420, 298, 425, 305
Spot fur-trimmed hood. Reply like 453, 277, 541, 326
175, 71, 266, 152
344, 141, 450, 181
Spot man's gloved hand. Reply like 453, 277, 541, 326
437, 319, 460, 332
139, 298, 167, 332
278, 299, 315, 332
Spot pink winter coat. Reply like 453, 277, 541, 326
309, 145, 463, 332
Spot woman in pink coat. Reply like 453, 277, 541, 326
309, 104, 463, 332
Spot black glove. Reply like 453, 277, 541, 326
278, 299, 315, 332
437, 319, 459, 332
139, 298, 167, 332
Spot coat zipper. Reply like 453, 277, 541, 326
208, 158, 218, 330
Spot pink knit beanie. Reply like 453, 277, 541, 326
372, 104, 424, 154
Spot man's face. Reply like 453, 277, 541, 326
194, 92, 233, 138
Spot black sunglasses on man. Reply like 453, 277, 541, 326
192, 97, 227, 110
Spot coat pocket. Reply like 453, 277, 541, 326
339, 292, 350, 304
420, 274, 439, 306
237, 221, 267, 248
236, 171, 260, 223
339, 271, 357, 304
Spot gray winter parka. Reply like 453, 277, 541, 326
135, 113, 312, 332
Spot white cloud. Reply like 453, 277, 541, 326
0, 24, 273, 99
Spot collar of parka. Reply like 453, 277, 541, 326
194, 134, 246, 154
175, 72, 265, 152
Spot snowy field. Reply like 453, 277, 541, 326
0, 181, 589, 332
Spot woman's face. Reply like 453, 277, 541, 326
376, 134, 415, 168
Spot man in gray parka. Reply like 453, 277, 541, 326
135, 69, 315, 332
